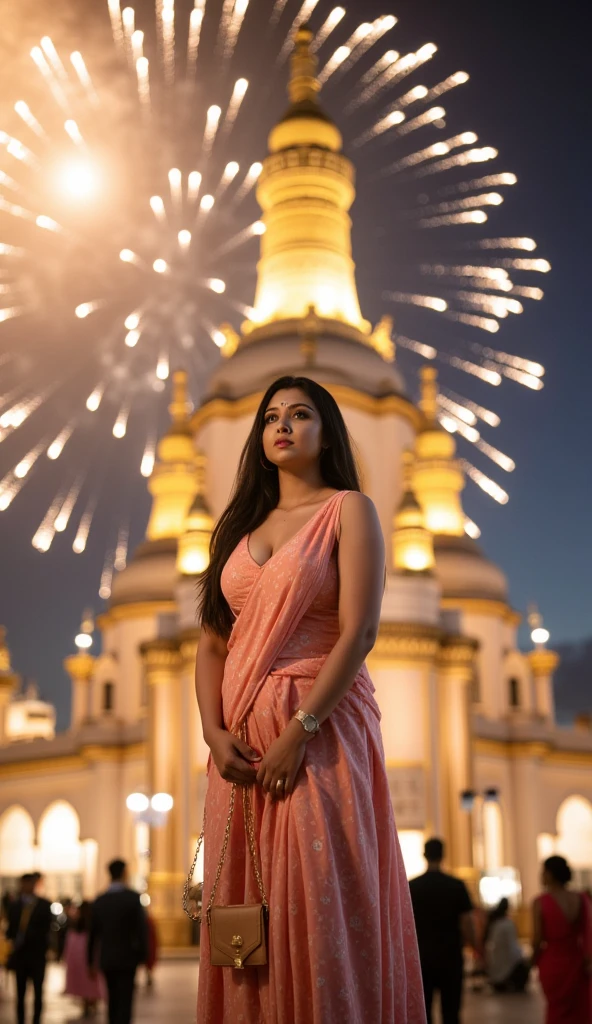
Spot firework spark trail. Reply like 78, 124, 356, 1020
187, 2, 205, 73
439, 411, 480, 443
444, 310, 499, 332
70, 52, 99, 106
188, 170, 202, 201
40, 36, 69, 82
47, 424, 74, 460
414, 147, 498, 178
32, 489, 66, 551
1, 132, 37, 166
223, 0, 250, 62
443, 390, 500, 427
420, 264, 510, 282
464, 515, 481, 539
461, 459, 509, 504
437, 393, 478, 425
14, 101, 46, 139
141, 436, 156, 477
112, 403, 131, 437
475, 438, 515, 472
108, 0, 125, 53
233, 161, 262, 203
410, 193, 503, 218
114, 524, 129, 570
131, 30, 144, 64
395, 105, 446, 137
278, 0, 322, 63
216, 161, 241, 199
512, 285, 544, 300
395, 334, 438, 359
471, 237, 536, 250
0, 476, 27, 510
359, 49, 399, 89
418, 211, 488, 228
385, 291, 447, 312
311, 7, 345, 51
223, 78, 249, 135
382, 132, 477, 174
55, 480, 84, 533
135, 56, 151, 109
438, 173, 517, 196
446, 356, 502, 384
99, 547, 116, 598
485, 364, 542, 389
271, 0, 291, 26
423, 70, 469, 101
475, 345, 544, 377
217, 0, 236, 56
350, 44, 437, 110
30, 46, 68, 109
318, 45, 352, 85
493, 258, 551, 272
202, 104, 222, 159
161, 0, 175, 88
452, 291, 523, 316
72, 494, 97, 553
335, 15, 397, 77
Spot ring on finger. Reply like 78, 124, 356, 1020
275, 777, 286, 793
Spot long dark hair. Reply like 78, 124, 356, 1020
198, 376, 361, 637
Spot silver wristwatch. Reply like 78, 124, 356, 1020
293, 709, 320, 735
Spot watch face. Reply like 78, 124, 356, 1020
303, 716, 316, 732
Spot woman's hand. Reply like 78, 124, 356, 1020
256, 720, 308, 799
207, 728, 261, 784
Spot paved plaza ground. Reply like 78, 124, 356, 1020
0, 959, 546, 1023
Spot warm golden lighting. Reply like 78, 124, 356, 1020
47, 425, 72, 460
14, 101, 44, 137
419, 210, 488, 228
387, 292, 447, 312
188, 170, 201, 200
207, 277, 225, 294
464, 516, 481, 539
113, 407, 129, 438
178, 229, 191, 248
498, 258, 551, 273
86, 385, 104, 411
449, 356, 501, 384
56, 158, 99, 200
156, 353, 169, 379
36, 215, 61, 232
153, 258, 168, 273
124, 311, 140, 330
119, 248, 137, 263
396, 335, 438, 359
398, 105, 446, 136
125, 329, 140, 347
461, 460, 509, 504
319, 45, 351, 85
447, 311, 499, 332
75, 301, 98, 318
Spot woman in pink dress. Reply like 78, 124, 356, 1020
533, 855, 592, 1024
63, 902, 105, 1017
194, 375, 426, 1023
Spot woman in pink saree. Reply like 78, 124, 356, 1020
195, 375, 426, 1023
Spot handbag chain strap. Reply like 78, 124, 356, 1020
182, 721, 269, 923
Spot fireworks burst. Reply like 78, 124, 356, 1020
0, 0, 550, 596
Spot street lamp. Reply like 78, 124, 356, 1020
126, 791, 174, 890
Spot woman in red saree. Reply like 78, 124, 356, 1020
195, 375, 426, 1023
533, 855, 592, 1024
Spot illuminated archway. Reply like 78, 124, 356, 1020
0, 806, 36, 875
38, 800, 82, 874
556, 796, 592, 869
483, 800, 504, 873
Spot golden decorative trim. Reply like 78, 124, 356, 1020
140, 640, 182, 674
192, 385, 421, 433
0, 741, 146, 779
440, 597, 521, 625
473, 737, 592, 768
372, 622, 442, 662
527, 649, 560, 676
437, 636, 479, 670
97, 601, 177, 629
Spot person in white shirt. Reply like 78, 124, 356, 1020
484, 898, 530, 992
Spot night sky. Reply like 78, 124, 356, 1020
0, 0, 590, 730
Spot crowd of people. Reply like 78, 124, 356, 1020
0, 843, 590, 1023
0, 859, 157, 1024
409, 838, 592, 1024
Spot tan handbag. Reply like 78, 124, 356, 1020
183, 732, 269, 970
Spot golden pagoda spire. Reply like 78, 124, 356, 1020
177, 450, 214, 576
288, 24, 320, 106
146, 371, 200, 542
247, 24, 370, 336
392, 451, 435, 572
0, 627, 19, 745
412, 367, 466, 536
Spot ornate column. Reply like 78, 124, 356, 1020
0, 627, 18, 745
437, 636, 479, 881
140, 638, 191, 946
527, 648, 559, 721
64, 651, 95, 729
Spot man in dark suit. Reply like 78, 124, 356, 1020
88, 859, 148, 1024
6, 873, 53, 1024
409, 837, 475, 1024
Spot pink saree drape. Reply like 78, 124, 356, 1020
197, 491, 426, 1023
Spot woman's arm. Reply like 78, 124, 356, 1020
195, 627, 260, 783
256, 491, 385, 796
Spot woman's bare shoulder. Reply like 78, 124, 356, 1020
338, 491, 380, 538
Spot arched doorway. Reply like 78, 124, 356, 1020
0, 806, 36, 895
37, 801, 98, 900
556, 795, 592, 887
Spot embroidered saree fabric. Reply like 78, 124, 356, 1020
197, 491, 426, 1023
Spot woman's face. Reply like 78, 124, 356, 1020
261, 388, 324, 471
